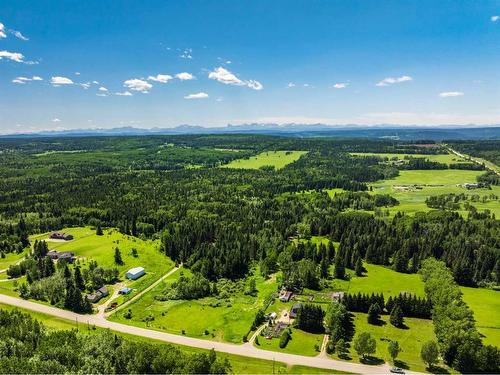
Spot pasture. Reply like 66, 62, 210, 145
109, 268, 279, 344
369, 170, 500, 217
256, 328, 324, 357
222, 151, 307, 170
29, 227, 175, 294
351, 152, 467, 165
343, 313, 437, 372
461, 286, 500, 347
0, 249, 26, 271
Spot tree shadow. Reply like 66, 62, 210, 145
394, 359, 409, 370
360, 356, 384, 365
428, 365, 451, 374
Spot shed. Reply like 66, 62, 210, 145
126, 266, 145, 280
97, 286, 109, 297
119, 287, 132, 295
279, 290, 293, 302
86, 293, 102, 303
289, 303, 302, 319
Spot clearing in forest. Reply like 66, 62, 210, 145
222, 151, 307, 170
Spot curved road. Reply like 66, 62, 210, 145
0, 294, 424, 374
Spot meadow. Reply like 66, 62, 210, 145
461, 286, 500, 347
222, 150, 308, 170
0, 249, 26, 271
256, 327, 324, 357
0, 303, 343, 375
28, 227, 175, 296
350, 152, 468, 165
369, 169, 500, 217
109, 267, 279, 344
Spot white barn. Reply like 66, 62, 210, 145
126, 266, 145, 280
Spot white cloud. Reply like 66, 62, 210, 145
11, 30, 28, 41
184, 92, 209, 99
148, 74, 173, 83
123, 78, 152, 93
491, 15, 499, 22
179, 48, 193, 59
96, 93, 108, 97
115, 91, 133, 96
0, 50, 25, 63
92, 80, 99, 84
287, 82, 296, 88
0, 23, 5, 38
376, 75, 413, 87
52, 118, 61, 122
439, 91, 464, 97
208, 67, 263, 90
99, 86, 108, 92
75, 72, 81, 75
51, 76, 74, 86
175, 72, 195, 80
12, 76, 43, 84
333, 83, 348, 89
80, 82, 91, 89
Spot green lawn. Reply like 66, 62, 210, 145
333, 263, 426, 297
338, 313, 438, 373
351, 152, 467, 165
222, 151, 307, 170
0, 249, 27, 271
0, 303, 344, 374
109, 268, 279, 344
29, 227, 175, 293
256, 328, 324, 357
461, 286, 500, 347
369, 170, 500, 217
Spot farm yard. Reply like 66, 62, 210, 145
222, 150, 308, 170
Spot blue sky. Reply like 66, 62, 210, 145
0, 0, 499, 133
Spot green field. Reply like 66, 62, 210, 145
333, 263, 426, 297
256, 328, 324, 357
0, 303, 342, 375
222, 151, 307, 170
461, 286, 500, 347
339, 313, 438, 372
30, 227, 173, 282
370, 170, 500, 217
110, 268, 279, 343
0, 249, 27, 271
351, 152, 467, 165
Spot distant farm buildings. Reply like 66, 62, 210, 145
49, 232, 73, 241
86, 286, 109, 303
126, 266, 145, 280
47, 250, 76, 263
278, 290, 293, 302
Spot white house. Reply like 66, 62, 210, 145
126, 266, 145, 280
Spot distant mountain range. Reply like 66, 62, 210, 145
2, 123, 500, 141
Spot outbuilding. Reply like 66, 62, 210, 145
119, 287, 132, 295
126, 266, 145, 280
289, 303, 302, 319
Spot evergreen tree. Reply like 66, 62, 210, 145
355, 258, 363, 276
390, 304, 404, 328
367, 303, 381, 324
96, 224, 103, 236
74, 266, 85, 291
114, 247, 124, 265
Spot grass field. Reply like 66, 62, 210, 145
336, 313, 438, 373
333, 263, 426, 297
461, 286, 500, 347
0, 303, 343, 374
369, 170, 500, 217
109, 267, 279, 344
222, 151, 307, 170
256, 328, 324, 357
351, 152, 467, 165
29, 227, 174, 290
0, 249, 27, 271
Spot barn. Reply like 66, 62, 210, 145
125, 266, 145, 280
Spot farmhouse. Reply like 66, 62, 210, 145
289, 303, 302, 319
126, 266, 145, 280
278, 290, 293, 302
49, 232, 73, 241
47, 250, 76, 263
86, 286, 109, 303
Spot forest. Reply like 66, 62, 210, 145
0, 135, 498, 373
